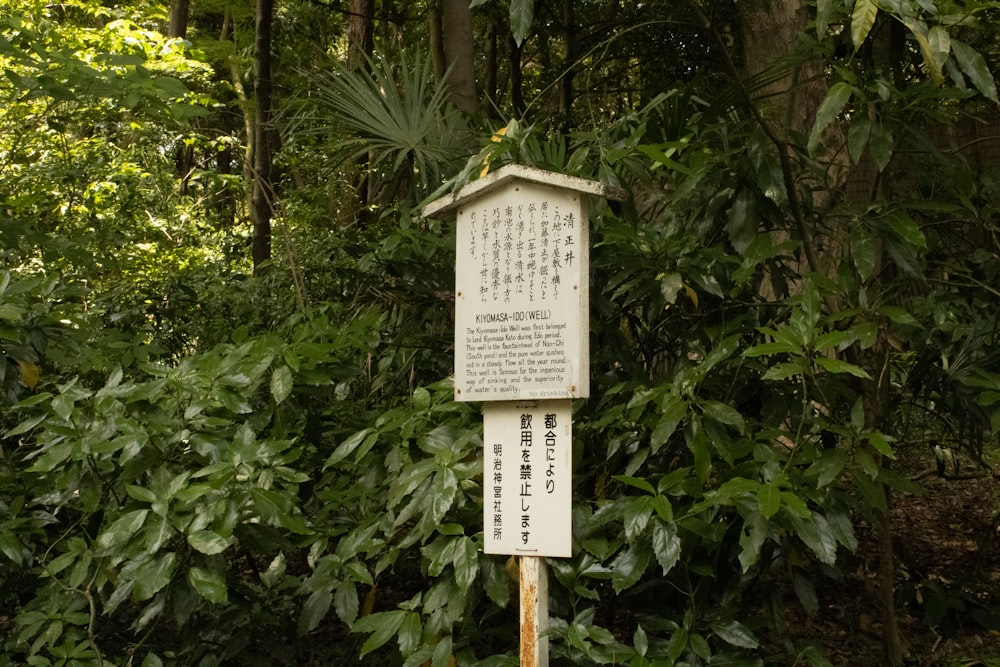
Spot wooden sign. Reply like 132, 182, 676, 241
423, 165, 622, 402
482, 400, 572, 557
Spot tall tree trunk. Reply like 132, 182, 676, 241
559, 0, 575, 132
508, 32, 525, 118
168, 0, 190, 39
251, 0, 274, 273
345, 0, 374, 225
428, 0, 446, 84
441, 0, 477, 113
482, 13, 498, 117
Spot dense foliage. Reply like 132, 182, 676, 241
3, 0, 1000, 665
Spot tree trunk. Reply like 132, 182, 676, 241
167, 0, 190, 39
428, 0, 446, 84
441, 0, 477, 113
482, 13, 498, 117
251, 0, 274, 272
559, 0, 575, 132
345, 0, 374, 225
508, 32, 525, 118
347, 0, 374, 72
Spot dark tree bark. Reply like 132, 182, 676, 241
251, 0, 274, 272
482, 13, 499, 118
168, 0, 190, 39
428, 0, 446, 84
441, 0, 477, 113
347, 0, 374, 72
559, 0, 575, 131
346, 0, 374, 225
508, 32, 525, 118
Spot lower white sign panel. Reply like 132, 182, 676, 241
483, 400, 572, 557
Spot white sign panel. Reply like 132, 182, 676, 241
483, 400, 572, 557
453, 180, 589, 402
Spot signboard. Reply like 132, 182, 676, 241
453, 179, 590, 401
423, 165, 623, 402
483, 400, 572, 557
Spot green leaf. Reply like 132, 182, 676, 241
650, 395, 687, 453
883, 210, 926, 248
509, 0, 535, 46
848, 116, 871, 164
651, 520, 681, 576
808, 82, 852, 155
353, 610, 407, 659
97, 509, 148, 552
398, 612, 422, 657
188, 566, 228, 603
869, 123, 894, 173
298, 588, 333, 636
187, 530, 229, 555
816, 0, 832, 39
134, 553, 176, 601
453, 537, 478, 592
700, 400, 745, 434
738, 512, 767, 572
270, 365, 294, 404
757, 482, 781, 520
851, 0, 878, 50
610, 542, 651, 593
951, 39, 999, 102
710, 619, 759, 649
850, 226, 876, 282
813, 356, 871, 378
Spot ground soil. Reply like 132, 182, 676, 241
783, 459, 1000, 666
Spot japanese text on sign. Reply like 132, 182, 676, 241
455, 181, 589, 402
484, 400, 572, 557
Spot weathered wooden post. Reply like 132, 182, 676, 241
423, 164, 624, 666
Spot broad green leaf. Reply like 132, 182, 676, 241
738, 512, 767, 572
298, 588, 333, 636
816, 0, 833, 39
951, 39, 999, 102
791, 513, 838, 565
509, 0, 535, 46
652, 520, 681, 575
134, 553, 176, 600
651, 395, 687, 453
757, 482, 781, 519
814, 356, 871, 378
850, 225, 876, 282
727, 188, 756, 254
622, 496, 653, 541
187, 530, 229, 555
710, 619, 759, 649
807, 450, 847, 488
866, 431, 896, 459
334, 581, 359, 625
883, 210, 926, 247
452, 537, 478, 592
614, 475, 654, 495
97, 509, 148, 552
189, 566, 228, 603
794, 571, 819, 616
353, 610, 407, 659
852, 0, 878, 50
610, 542, 652, 593
847, 116, 871, 164
700, 400, 745, 434
808, 82, 852, 155
398, 612, 422, 656
270, 365, 293, 404
869, 122, 894, 173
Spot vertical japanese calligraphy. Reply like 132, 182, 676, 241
454, 180, 589, 402
484, 400, 572, 557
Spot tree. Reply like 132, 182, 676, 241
251, 0, 275, 271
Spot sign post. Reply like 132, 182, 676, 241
423, 165, 624, 666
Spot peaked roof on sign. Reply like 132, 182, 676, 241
421, 164, 627, 220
